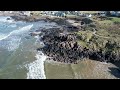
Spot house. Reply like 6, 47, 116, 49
98, 11, 106, 16
116, 11, 120, 17
104, 11, 120, 17
110, 11, 116, 16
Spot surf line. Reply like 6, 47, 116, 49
0, 24, 33, 41
26, 51, 47, 79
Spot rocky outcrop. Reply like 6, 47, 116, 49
37, 27, 120, 64
38, 28, 81, 64
26, 15, 120, 64
39, 28, 78, 62
11, 15, 37, 22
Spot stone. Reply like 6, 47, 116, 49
7, 18, 11, 20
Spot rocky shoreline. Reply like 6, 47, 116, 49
36, 26, 120, 64
35, 17, 120, 64
7, 13, 120, 64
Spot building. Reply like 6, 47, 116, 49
105, 11, 120, 17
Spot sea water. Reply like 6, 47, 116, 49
0, 16, 58, 79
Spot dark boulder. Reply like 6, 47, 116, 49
7, 18, 11, 20
39, 26, 120, 64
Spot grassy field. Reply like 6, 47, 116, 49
75, 16, 120, 52
111, 17, 120, 23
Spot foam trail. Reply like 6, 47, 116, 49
10, 24, 17, 28
7, 37, 21, 51
26, 51, 47, 79
0, 33, 7, 40
0, 24, 33, 41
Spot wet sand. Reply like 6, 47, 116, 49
44, 59, 118, 79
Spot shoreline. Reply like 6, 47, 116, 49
0, 13, 120, 79
37, 18, 120, 64
3, 13, 120, 65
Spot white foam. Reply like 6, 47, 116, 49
7, 37, 21, 51
25, 51, 47, 79
0, 33, 7, 40
0, 24, 33, 41
0, 33, 10, 41
11, 24, 33, 35
0, 16, 14, 23
34, 35, 40, 39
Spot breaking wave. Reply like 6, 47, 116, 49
25, 51, 47, 79
0, 16, 14, 23
0, 24, 33, 41
0, 24, 33, 51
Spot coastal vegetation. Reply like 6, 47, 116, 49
10, 11, 120, 64
1, 11, 120, 79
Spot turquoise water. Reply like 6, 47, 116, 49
0, 16, 58, 79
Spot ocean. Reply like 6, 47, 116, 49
0, 16, 57, 79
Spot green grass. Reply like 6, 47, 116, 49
75, 16, 120, 53
111, 17, 120, 23
76, 31, 95, 48
96, 17, 120, 25
86, 32, 93, 42
77, 40, 88, 48
96, 29, 110, 36
99, 20, 113, 25
93, 16, 120, 23
77, 31, 93, 39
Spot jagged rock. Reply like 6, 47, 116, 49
36, 18, 120, 64
7, 18, 11, 20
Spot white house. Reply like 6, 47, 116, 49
23, 11, 31, 16
110, 11, 116, 16
116, 11, 120, 17
104, 11, 120, 17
